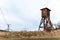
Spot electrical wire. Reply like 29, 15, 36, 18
0, 8, 8, 25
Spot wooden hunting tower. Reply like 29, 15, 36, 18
39, 7, 53, 31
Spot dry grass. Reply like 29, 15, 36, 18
0, 37, 60, 40
0, 29, 60, 40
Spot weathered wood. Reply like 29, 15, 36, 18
39, 7, 53, 31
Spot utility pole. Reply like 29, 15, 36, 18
6, 24, 11, 38
7, 24, 11, 32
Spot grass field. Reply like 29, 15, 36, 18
0, 38, 60, 40
0, 30, 60, 40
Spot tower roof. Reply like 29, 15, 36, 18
41, 7, 51, 11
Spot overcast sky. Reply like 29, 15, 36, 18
0, 0, 60, 31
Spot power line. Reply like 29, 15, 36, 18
0, 8, 12, 31
0, 8, 8, 24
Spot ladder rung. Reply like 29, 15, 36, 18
39, 26, 43, 28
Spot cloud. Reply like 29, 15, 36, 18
0, 0, 60, 31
